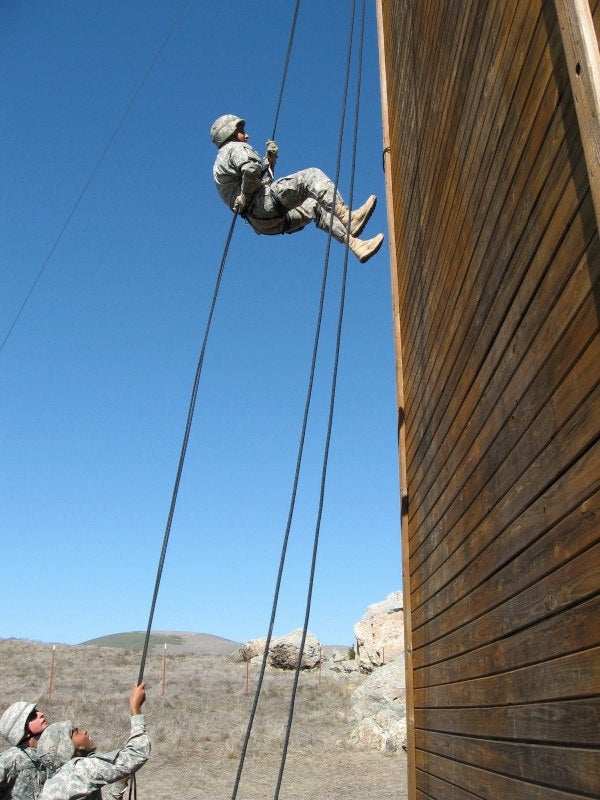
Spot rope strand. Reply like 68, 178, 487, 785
136, 0, 304, 693
229, 1, 367, 797
270, 0, 302, 141
273, 1, 365, 792
137, 213, 238, 683
133, 6, 367, 798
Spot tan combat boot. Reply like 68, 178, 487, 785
335, 195, 377, 236
348, 232, 384, 263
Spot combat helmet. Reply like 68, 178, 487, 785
37, 721, 75, 773
0, 701, 36, 746
210, 114, 245, 148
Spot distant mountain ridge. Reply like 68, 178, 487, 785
80, 630, 240, 655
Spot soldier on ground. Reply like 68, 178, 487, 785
0, 702, 49, 800
37, 684, 149, 800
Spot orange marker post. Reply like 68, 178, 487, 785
319, 646, 322, 686
48, 645, 56, 699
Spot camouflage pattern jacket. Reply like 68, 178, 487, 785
213, 140, 271, 211
39, 717, 149, 800
0, 746, 44, 800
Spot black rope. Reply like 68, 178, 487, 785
270, 0, 302, 142
136, 0, 304, 693
0, 0, 191, 357
137, 213, 238, 683
273, 1, 365, 795
229, 1, 366, 798
126, 769, 138, 800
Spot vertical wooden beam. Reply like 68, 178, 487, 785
375, 1, 415, 797
554, 0, 600, 230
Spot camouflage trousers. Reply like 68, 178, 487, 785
247, 168, 348, 239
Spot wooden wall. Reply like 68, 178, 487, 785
376, 1, 600, 798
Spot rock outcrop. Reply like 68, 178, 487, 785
233, 630, 321, 670
321, 652, 359, 675
235, 637, 267, 662
354, 591, 404, 673
348, 658, 406, 753
269, 629, 321, 669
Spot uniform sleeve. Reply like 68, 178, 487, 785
229, 144, 264, 198
40, 717, 150, 800
0, 748, 21, 788
0, 748, 42, 800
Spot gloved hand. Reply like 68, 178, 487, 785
233, 192, 250, 214
265, 140, 278, 167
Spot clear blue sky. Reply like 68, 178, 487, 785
1, 1, 400, 647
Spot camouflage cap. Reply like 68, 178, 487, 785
37, 721, 75, 773
0, 701, 36, 746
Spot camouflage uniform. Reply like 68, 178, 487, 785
0, 748, 44, 800
0, 702, 45, 800
213, 140, 351, 240
38, 717, 149, 800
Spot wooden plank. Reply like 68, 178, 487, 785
375, 4, 415, 799
411, 0, 477, 284
392, 2, 430, 299
381, 1, 600, 797
554, 0, 600, 228
410, 334, 600, 633
405, 48, 574, 509
413, 528, 600, 663
406, 58, 586, 539
404, 3, 554, 464
408, 221, 600, 575
411, 318, 600, 621
415, 730, 600, 796
383, 1, 417, 282
415, 749, 594, 800
408, 185, 597, 583
407, 96, 580, 539
406, 21, 524, 444
413, 577, 600, 685
404, 1, 527, 388
413, 647, 600, 708
415, 697, 600, 745
401, 0, 502, 320
410, 337, 600, 607
401, 1, 499, 399
398, 0, 479, 304
407, 142, 590, 550
402, 0, 512, 360
415, 771, 483, 800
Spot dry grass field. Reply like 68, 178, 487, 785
0, 638, 406, 799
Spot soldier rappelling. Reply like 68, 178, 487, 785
210, 115, 384, 263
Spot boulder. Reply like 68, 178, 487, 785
354, 591, 404, 673
348, 658, 406, 753
322, 658, 359, 675
268, 629, 321, 670
330, 648, 349, 663
231, 637, 267, 662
